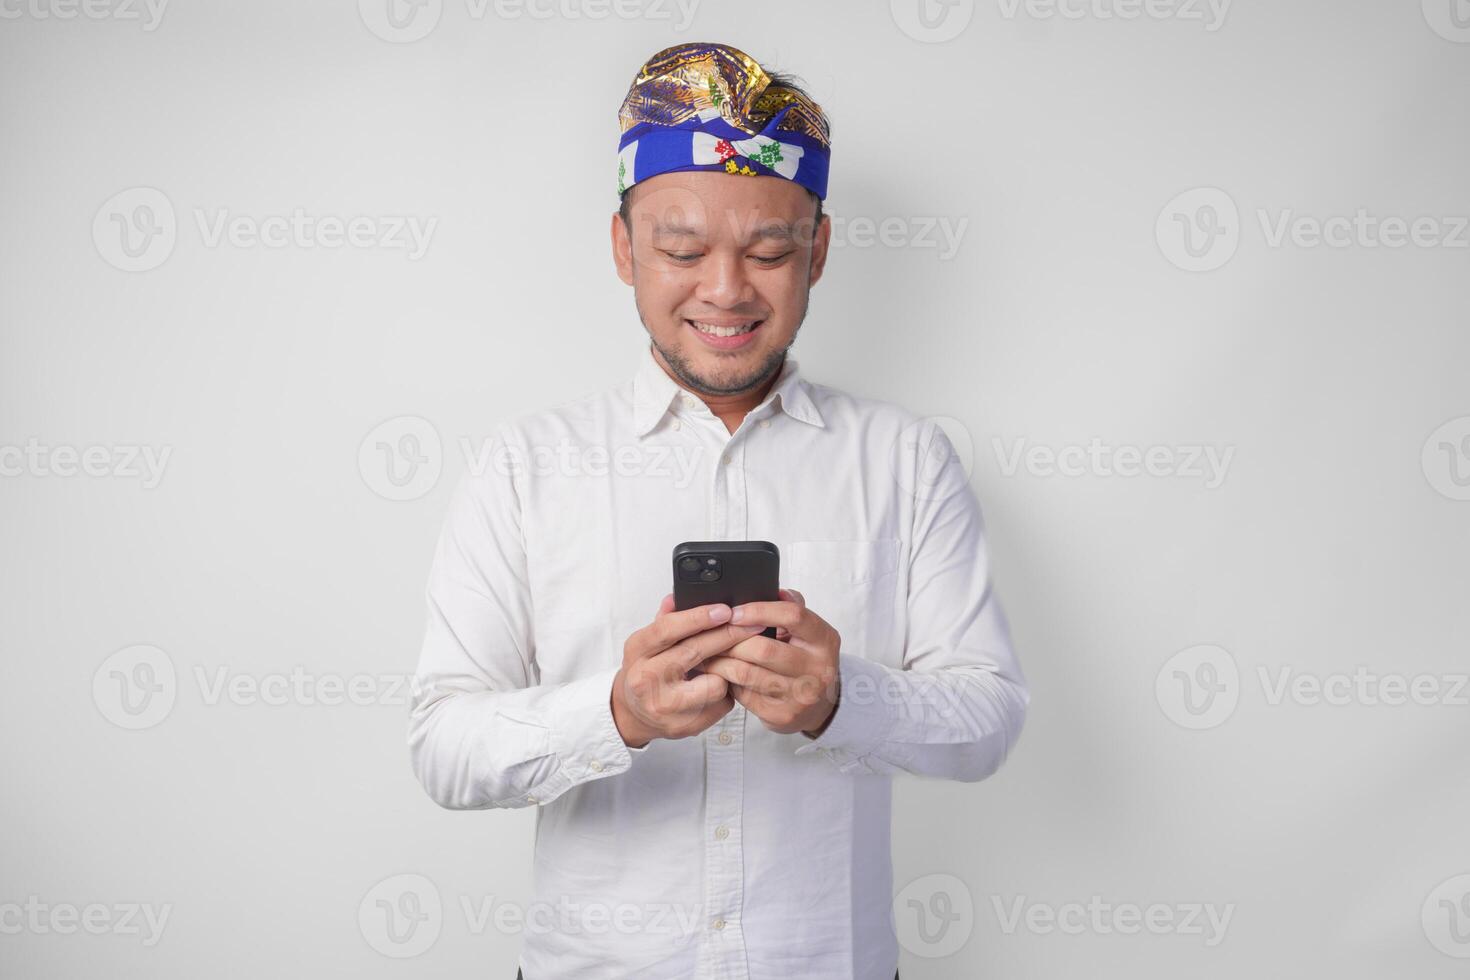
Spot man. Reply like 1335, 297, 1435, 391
407, 41, 1029, 980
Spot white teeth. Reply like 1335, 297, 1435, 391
690, 320, 758, 337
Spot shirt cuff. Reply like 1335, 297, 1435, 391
793, 654, 895, 771
518, 667, 633, 806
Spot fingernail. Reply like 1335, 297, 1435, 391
709, 604, 731, 621
730, 606, 745, 623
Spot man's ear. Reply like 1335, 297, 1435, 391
806, 213, 832, 287
611, 210, 634, 286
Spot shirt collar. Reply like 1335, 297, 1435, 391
631, 343, 825, 437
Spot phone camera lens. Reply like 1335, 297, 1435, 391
699, 568, 720, 582
679, 556, 701, 573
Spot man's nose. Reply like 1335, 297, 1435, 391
695, 251, 754, 308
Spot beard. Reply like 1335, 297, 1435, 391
636, 293, 809, 398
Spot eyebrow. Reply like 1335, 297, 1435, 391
651, 221, 705, 238
650, 221, 800, 244
749, 224, 798, 243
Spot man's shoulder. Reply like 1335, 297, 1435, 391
803, 377, 934, 433
490, 376, 635, 447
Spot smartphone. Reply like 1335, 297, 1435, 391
672, 540, 780, 640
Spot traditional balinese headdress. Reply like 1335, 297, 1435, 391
615, 42, 832, 200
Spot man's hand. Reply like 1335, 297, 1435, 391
611, 595, 764, 748
701, 589, 841, 738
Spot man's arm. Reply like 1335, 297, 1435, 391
795, 421, 1030, 781
406, 427, 634, 811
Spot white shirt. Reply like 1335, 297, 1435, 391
407, 345, 1029, 980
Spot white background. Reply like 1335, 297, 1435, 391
2, 0, 1468, 976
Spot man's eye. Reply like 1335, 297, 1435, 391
663, 251, 700, 262
752, 252, 793, 265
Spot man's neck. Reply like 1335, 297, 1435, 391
652, 346, 781, 435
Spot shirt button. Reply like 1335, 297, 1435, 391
721, 454, 730, 465
525, 795, 538, 804
717, 732, 733, 745
715, 825, 729, 840
589, 761, 603, 773
671, 419, 681, 430
759, 419, 770, 428
712, 918, 726, 931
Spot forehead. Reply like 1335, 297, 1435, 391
628, 171, 814, 241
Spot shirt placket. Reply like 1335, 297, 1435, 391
685, 395, 752, 980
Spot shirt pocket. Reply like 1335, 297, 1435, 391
784, 538, 901, 661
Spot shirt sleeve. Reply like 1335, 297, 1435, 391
406, 425, 637, 810
794, 421, 1030, 780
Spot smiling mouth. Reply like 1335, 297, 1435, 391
685, 318, 764, 338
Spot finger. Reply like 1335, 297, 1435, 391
703, 655, 789, 698
774, 593, 799, 642
657, 593, 674, 616
723, 635, 805, 676
727, 682, 779, 722
733, 598, 831, 646
653, 622, 766, 680
636, 664, 726, 719
677, 669, 732, 711
730, 599, 803, 632
627, 601, 734, 660
684, 688, 736, 734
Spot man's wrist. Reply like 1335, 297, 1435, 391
801, 673, 840, 739
610, 669, 653, 748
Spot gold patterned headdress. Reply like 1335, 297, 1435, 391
615, 42, 831, 199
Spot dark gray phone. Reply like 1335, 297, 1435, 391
672, 540, 780, 640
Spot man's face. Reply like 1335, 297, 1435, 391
611, 171, 831, 397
